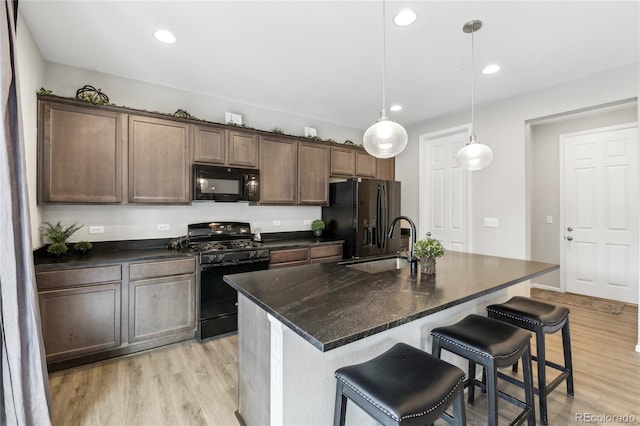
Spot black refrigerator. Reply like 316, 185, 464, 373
322, 179, 402, 259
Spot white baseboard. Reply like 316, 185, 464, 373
636, 343, 640, 353
530, 283, 563, 292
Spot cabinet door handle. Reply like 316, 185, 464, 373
566, 236, 573, 241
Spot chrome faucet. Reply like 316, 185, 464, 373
388, 216, 418, 274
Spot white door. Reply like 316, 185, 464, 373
420, 128, 469, 251
561, 124, 638, 304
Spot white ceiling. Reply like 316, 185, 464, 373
19, 1, 639, 130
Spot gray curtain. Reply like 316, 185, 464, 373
1, 0, 52, 424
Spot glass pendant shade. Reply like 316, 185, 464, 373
456, 134, 493, 171
363, 113, 408, 159
456, 20, 493, 171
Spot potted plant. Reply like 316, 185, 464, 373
47, 242, 68, 257
413, 238, 445, 275
74, 240, 93, 255
311, 219, 325, 238
40, 221, 83, 257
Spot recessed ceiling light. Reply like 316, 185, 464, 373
154, 30, 177, 44
393, 10, 417, 26
390, 105, 403, 112
482, 64, 500, 74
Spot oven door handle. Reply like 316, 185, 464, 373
200, 259, 270, 271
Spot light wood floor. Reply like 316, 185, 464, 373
49, 298, 640, 426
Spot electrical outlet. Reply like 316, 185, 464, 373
88, 226, 104, 234
157, 224, 170, 231
273, 220, 281, 226
546, 215, 553, 224
303, 219, 312, 225
483, 217, 499, 228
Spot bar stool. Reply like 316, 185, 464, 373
334, 343, 466, 426
431, 314, 536, 426
487, 296, 574, 425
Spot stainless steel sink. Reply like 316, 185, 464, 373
346, 257, 410, 273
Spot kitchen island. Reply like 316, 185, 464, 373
224, 251, 558, 425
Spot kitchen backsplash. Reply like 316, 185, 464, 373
39, 203, 321, 247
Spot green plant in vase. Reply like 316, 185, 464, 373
40, 221, 83, 257
413, 238, 445, 275
74, 241, 93, 254
311, 219, 325, 238
47, 242, 68, 257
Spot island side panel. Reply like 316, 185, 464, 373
278, 289, 518, 425
238, 294, 271, 426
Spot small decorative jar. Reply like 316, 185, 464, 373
420, 257, 437, 275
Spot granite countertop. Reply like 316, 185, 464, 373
223, 251, 559, 352
33, 236, 344, 271
33, 245, 195, 271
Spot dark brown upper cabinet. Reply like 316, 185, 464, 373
298, 142, 329, 205
330, 146, 356, 177
377, 158, 395, 180
128, 115, 191, 204
259, 136, 298, 204
194, 125, 258, 169
355, 150, 377, 178
38, 100, 123, 203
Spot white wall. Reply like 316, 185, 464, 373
16, 12, 46, 248
24, 62, 366, 245
41, 203, 321, 244
398, 63, 639, 259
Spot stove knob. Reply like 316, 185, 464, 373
249, 251, 256, 258
217, 254, 225, 262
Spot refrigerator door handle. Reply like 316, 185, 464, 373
381, 184, 387, 249
376, 184, 382, 248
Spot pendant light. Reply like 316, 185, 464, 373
363, 0, 408, 159
456, 20, 493, 171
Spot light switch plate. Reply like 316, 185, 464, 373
304, 127, 317, 137
483, 217, 498, 228
303, 219, 312, 225
157, 224, 170, 231
273, 220, 281, 226
546, 215, 553, 224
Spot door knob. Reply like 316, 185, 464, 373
426, 232, 432, 237
567, 227, 573, 232
566, 236, 573, 241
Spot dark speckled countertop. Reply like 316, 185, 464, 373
223, 251, 558, 352
33, 236, 344, 272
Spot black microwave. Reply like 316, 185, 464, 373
193, 165, 259, 202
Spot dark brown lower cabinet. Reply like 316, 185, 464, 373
310, 244, 343, 264
270, 244, 343, 268
128, 274, 196, 343
36, 258, 197, 370
39, 282, 122, 363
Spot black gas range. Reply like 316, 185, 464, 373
187, 222, 270, 340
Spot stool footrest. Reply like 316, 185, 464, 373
497, 368, 570, 397
469, 378, 528, 409
468, 377, 531, 426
